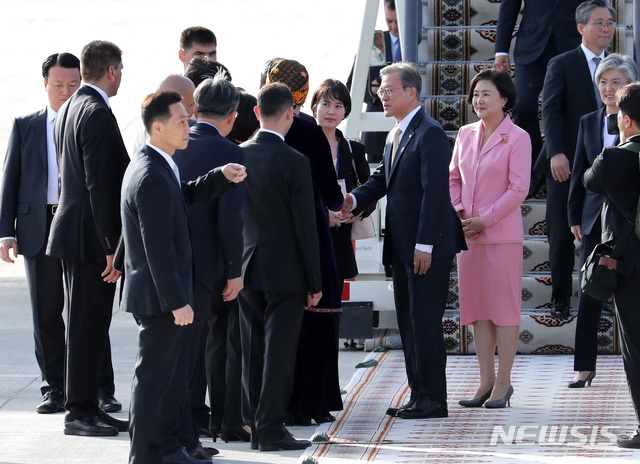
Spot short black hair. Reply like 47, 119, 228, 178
185, 58, 231, 87
180, 26, 217, 50
227, 91, 259, 143
81, 40, 122, 82
42, 53, 80, 79
384, 0, 396, 11
257, 83, 293, 120
141, 90, 183, 134
467, 69, 516, 112
311, 79, 352, 118
260, 57, 283, 87
616, 83, 640, 127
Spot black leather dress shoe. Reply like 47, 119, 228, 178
397, 396, 448, 419
313, 414, 336, 424
187, 443, 220, 459
161, 449, 210, 464
97, 408, 129, 432
550, 298, 571, 318
36, 389, 64, 414
617, 430, 640, 449
386, 398, 417, 417
199, 427, 213, 438
259, 433, 311, 452
188, 442, 219, 459
64, 416, 118, 436
99, 394, 122, 413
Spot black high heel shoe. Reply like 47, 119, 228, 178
209, 427, 220, 443
459, 389, 492, 408
220, 426, 251, 443
568, 371, 596, 388
484, 385, 514, 409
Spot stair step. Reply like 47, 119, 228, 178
522, 237, 581, 273
521, 200, 546, 235
446, 273, 579, 310
366, 308, 620, 354
423, 61, 494, 97
430, 0, 508, 28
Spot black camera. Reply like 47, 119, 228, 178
607, 113, 619, 136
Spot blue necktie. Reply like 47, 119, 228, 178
393, 41, 402, 63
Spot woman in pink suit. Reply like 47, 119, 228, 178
449, 70, 531, 408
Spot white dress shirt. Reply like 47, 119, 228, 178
46, 106, 59, 205
147, 142, 180, 184
84, 83, 110, 108
580, 43, 605, 83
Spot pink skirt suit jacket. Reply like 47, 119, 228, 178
449, 115, 531, 326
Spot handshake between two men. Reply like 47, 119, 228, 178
337, 193, 432, 276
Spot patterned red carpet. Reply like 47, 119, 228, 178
303, 351, 640, 463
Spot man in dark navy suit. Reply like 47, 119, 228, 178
46, 41, 130, 436
540, 0, 615, 318
0, 52, 122, 416
173, 76, 246, 445
122, 90, 245, 464
494, 0, 583, 167
344, 62, 465, 420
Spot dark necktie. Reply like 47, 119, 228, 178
593, 57, 602, 107
393, 41, 402, 63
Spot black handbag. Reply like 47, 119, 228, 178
581, 221, 632, 301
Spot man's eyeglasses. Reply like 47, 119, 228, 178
377, 86, 407, 98
588, 21, 616, 30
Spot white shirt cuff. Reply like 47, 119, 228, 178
415, 244, 433, 253
350, 195, 358, 211
495, 52, 509, 57
0, 237, 16, 242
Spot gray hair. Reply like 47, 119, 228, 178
380, 61, 422, 96
595, 53, 638, 84
575, 0, 616, 25
194, 74, 239, 119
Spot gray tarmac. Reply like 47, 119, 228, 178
0, 255, 365, 463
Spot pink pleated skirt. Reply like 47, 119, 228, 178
457, 242, 522, 326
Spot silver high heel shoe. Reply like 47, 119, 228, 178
484, 385, 514, 409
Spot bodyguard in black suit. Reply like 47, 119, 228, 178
583, 83, 640, 449
46, 41, 129, 436
494, 0, 582, 164
540, 1, 615, 318
0, 53, 119, 414
173, 77, 247, 443
122, 91, 245, 464
239, 83, 321, 451
345, 63, 465, 419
